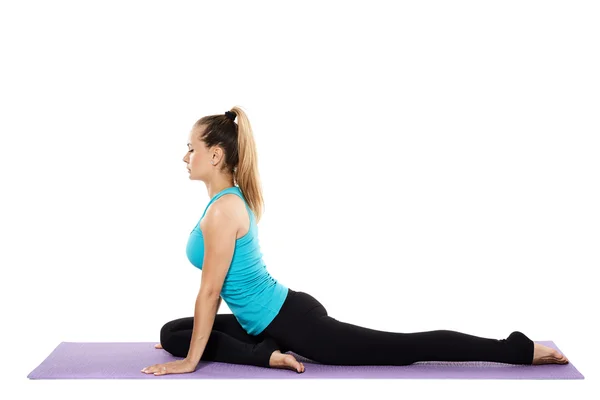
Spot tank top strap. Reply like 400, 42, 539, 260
200, 186, 249, 221
226, 186, 254, 223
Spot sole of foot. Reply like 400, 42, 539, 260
532, 343, 569, 365
269, 350, 305, 373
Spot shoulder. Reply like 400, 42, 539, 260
210, 193, 246, 217
202, 194, 245, 232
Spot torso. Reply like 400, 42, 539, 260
199, 193, 250, 240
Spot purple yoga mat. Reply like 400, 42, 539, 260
27, 341, 584, 380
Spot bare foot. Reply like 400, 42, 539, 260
532, 343, 569, 365
154, 343, 163, 349
269, 350, 305, 373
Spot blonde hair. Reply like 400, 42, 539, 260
193, 106, 265, 223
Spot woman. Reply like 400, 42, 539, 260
142, 107, 569, 376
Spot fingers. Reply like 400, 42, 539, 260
142, 360, 192, 375
141, 365, 154, 373
141, 364, 168, 375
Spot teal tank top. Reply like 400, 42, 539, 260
186, 186, 289, 336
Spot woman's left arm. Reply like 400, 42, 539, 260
186, 290, 221, 364
186, 201, 238, 365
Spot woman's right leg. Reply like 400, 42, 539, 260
160, 314, 280, 368
263, 289, 535, 366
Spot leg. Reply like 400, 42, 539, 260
263, 290, 534, 366
160, 314, 280, 368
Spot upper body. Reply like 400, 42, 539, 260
186, 185, 288, 335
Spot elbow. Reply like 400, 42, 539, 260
198, 288, 220, 300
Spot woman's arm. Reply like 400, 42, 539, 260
186, 199, 237, 365
186, 290, 221, 364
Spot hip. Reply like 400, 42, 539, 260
263, 288, 328, 333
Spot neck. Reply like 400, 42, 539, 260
207, 181, 235, 199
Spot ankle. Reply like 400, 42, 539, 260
269, 350, 282, 365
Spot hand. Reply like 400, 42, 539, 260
141, 357, 197, 376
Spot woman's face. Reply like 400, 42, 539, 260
183, 129, 207, 179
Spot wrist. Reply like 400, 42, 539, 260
185, 356, 199, 366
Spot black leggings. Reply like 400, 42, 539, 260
160, 288, 534, 368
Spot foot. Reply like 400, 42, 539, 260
155, 343, 163, 349
532, 343, 569, 365
269, 350, 305, 373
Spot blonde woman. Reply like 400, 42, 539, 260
141, 107, 568, 376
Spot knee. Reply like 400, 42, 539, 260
159, 321, 175, 350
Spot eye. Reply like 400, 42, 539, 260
188, 149, 193, 153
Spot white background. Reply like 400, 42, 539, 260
1, 0, 598, 398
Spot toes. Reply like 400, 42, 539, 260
551, 350, 570, 364
558, 354, 569, 363
550, 349, 562, 358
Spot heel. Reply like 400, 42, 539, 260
506, 331, 535, 365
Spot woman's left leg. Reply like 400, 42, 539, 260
160, 314, 280, 367
262, 289, 534, 366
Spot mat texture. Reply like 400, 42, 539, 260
27, 340, 584, 380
